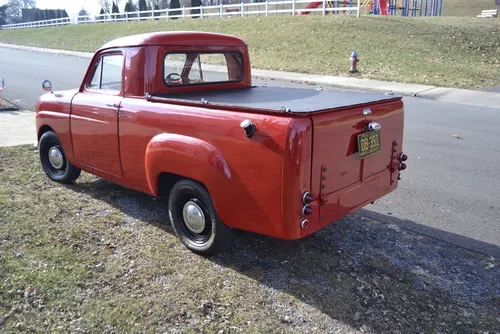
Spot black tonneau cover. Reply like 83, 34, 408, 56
155, 86, 400, 113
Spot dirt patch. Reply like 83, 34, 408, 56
0, 145, 499, 333
0, 96, 19, 112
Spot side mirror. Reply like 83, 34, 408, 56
42, 79, 53, 93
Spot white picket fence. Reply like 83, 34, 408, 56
2, 17, 72, 29
1, 0, 361, 30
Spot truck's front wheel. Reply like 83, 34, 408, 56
39, 131, 81, 183
168, 179, 233, 256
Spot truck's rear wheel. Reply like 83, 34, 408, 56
168, 179, 232, 256
39, 131, 81, 183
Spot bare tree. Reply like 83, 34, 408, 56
147, 0, 170, 9
6, 0, 36, 23
98, 0, 111, 13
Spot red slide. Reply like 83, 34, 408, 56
297, 1, 322, 15
378, 0, 389, 15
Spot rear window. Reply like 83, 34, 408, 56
163, 52, 244, 87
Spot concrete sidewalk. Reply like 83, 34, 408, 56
0, 110, 36, 147
0, 42, 499, 110
252, 70, 500, 110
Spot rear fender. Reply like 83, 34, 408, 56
145, 133, 234, 223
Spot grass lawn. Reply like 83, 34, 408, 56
442, 0, 498, 17
0, 15, 498, 89
1, 145, 499, 333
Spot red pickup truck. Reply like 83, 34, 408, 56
35, 31, 407, 256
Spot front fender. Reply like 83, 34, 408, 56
145, 133, 234, 223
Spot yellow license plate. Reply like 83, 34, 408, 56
357, 130, 381, 159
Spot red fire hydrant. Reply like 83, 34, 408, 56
349, 51, 359, 73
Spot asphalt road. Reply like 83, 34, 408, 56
1, 47, 499, 257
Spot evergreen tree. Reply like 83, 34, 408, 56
153, 3, 159, 18
139, 0, 147, 11
39, 10, 45, 21
0, 4, 7, 25
124, 1, 132, 12
56, 9, 61, 19
100, 8, 105, 15
191, 0, 202, 17
112, 1, 120, 13
169, 0, 181, 18
62, 10, 69, 17
34, 10, 40, 21
78, 8, 88, 16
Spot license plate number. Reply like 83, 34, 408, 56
357, 130, 381, 159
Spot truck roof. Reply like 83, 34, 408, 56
99, 31, 247, 50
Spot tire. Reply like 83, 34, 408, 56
39, 131, 81, 183
168, 179, 233, 256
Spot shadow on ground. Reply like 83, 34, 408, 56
67, 177, 500, 333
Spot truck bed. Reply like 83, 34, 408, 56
154, 86, 400, 113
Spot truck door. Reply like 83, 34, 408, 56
70, 53, 124, 177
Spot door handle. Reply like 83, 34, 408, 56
106, 103, 120, 108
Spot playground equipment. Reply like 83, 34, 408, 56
210, 0, 442, 17
372, 0, 443, 16
297, 1, 322, 15
297, 0, 354, 15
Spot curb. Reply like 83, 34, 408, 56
0, 43, 94, 59
251, 68, 436, 97
1, 42, 499, 110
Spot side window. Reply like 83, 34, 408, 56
88, 54, 123, 92
89, 58, 102, 89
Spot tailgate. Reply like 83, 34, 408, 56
310, 98, 405, 218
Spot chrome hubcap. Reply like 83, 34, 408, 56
182, 201, 206, 234
48, 146, 64, 169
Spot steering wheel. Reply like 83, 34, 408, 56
166, 72, 181, 83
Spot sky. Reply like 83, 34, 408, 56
0, 0, 106, 17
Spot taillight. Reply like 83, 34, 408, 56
399, 153, 408, 162
399, 163, 407, 171
302, 205, 313, 216
302, 191, 313, 204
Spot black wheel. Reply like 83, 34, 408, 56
168, 179, 233, 256
39, 131, 81, 183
